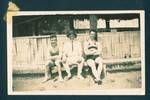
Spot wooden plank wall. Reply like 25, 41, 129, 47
12, 31, 141, 68
100, 31, 141, 59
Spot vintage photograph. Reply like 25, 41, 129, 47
7, 11, 145, 95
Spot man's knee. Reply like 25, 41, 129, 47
86, 59, 95, 66
77, 57, 84, 64
95, 57, 103, 64
46, 62, 54, 68
55, 60, 61, 66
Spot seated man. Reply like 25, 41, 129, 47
83, 30, 103, 85
62, 30, 84, 80
43, 34, 63, 83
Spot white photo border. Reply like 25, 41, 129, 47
7, 10, 145, 95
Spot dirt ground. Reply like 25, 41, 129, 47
13, 70, 141, 91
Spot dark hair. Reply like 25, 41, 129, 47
67, 30, 77, 38
89, 29, 98, 41
50, 33, 57, 39
89, 29, 97, 33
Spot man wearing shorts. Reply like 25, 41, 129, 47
84, 30, 103, 84
62, 30, 84, 80
43, 34, 63, 82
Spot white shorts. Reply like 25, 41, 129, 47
66, 56, 83, 65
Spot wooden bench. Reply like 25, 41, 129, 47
13, 58, 141, 78
83, 57, 141, 79
103, 57, 141, 70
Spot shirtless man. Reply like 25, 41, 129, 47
62, 30, 84, 80
83, 30, 103, 84
43, 34, 63, 82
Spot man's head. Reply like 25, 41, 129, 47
67, 30, 77, 40
89, 30, 97, 41
50, 34, 57, 47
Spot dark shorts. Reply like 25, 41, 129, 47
47, 59, 63, 68
47, 60, 55, 67
84, 55, 100, 61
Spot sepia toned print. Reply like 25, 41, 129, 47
7, 11, 145, 95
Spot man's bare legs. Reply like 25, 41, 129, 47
63, 62, 71, 79
63, 57, 84, 80
86, 59, 100, 81
77, 58, 84, 79
42, 61, 53, 83
55, 60, 63, 82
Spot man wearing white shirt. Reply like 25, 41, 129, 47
62, 30, 84, 80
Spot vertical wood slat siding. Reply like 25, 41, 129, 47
100, 31, 140, 59
13, 31, 141, 67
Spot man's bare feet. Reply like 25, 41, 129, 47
77, 75, 84, 80
42, 77, 51, 83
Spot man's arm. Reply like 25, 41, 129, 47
62, 42, 67, 62
77, 42, 83, 56
83, 41, 90, 55
83, 41, 97, 55
94, 42, 102, 56
58, 44, 63, 59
